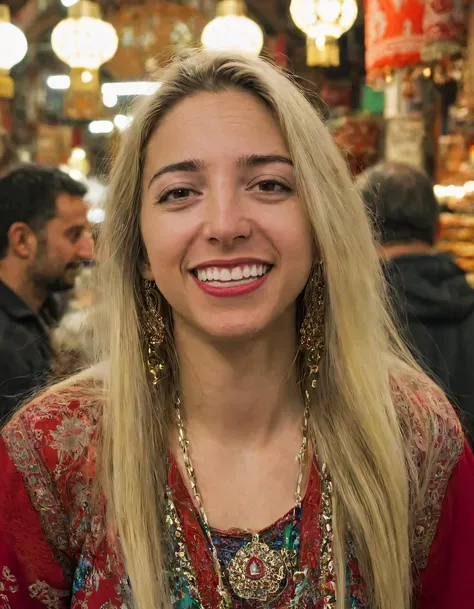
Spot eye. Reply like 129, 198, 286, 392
252, 180, 292, 194
67, 228, 83, 244
157, 187, 199, 204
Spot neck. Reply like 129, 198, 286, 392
174, 311, 302, 446
0, 265, 45, 313
378, 240, 434, 261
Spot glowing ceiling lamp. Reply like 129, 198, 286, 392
201, 0, 264, 56
51, 0, 118, 118
290, 0, 358, 67
0, 5, 28, 98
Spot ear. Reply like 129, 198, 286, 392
138, 258, 153, 281
7, 222, 38, 260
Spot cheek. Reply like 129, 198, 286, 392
272, 208, 313, 266
141, 212, 193, 280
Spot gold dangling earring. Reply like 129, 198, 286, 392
300, 260, 326, 390
141, 278, 165, 387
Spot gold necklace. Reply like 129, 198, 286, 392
175, 397, 311, 608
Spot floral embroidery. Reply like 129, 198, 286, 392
0, 566, 18, 609
0, 379, 465, 609
49, 414, 94, 466
391, 373, 464, 571
2, 414, 73, 580
28, 580, 69, 608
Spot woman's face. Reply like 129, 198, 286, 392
141, 89, 313, 341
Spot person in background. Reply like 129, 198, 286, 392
357, 161, 474, 441
0, 165, 93, 421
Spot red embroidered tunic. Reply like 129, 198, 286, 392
0, 386, 473, 608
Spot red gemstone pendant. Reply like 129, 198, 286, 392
245, 556, 266, 580
229, 535, 286, 601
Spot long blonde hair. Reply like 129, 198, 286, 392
88, 51, 433, 609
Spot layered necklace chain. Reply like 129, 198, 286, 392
175, 397, 311, 608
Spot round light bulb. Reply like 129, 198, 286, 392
290, 0, 357, 40
103, 91, 118, 107
0, 17, 28, 71
201, 14, 263, 55
71, 147, 87, 161
81, 69, 93, 83
51, 11, 118, 70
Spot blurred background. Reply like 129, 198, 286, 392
0, 0, 473, 279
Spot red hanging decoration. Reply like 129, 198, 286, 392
421, 0, 466, 62
365, 0, 425, 82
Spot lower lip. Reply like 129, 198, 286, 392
191, 272, 269, 297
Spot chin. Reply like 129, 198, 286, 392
195, 310, 278, 343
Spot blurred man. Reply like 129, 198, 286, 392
0, 165, 93, 421
358, 162, 474, 441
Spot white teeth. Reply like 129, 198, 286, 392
194, 264, 271, 283
231, 267, 243, 280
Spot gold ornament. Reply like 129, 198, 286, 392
228, 534, 287, 602
175, 397, 310, 606
141, 279, 165, 387
290, 0, 358, 67
300, 260, 326, 387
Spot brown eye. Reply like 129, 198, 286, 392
256, 180, 291, 193
157, 187, 196, 204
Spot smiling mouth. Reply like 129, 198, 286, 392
191, 263, 272, 287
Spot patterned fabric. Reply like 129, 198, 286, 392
167, 456, 366, 609
364, 0, 468, 81
364, 0, 425, 78
421, 0, 466, 62
0, 380, 472, 608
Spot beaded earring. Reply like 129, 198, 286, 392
141, 278, 165, 387
300, 260, 326, 389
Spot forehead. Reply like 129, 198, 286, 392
144, 90, 288, 170
54, 193, 88, 226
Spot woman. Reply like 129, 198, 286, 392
0, 51, 473, 609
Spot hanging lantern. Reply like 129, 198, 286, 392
421, 0, 466, 63
290, 0, 358, 67
364, 0, 424, 85
201, 0, 264, 56
51, 0, 118, 119
0, 5, 28, 98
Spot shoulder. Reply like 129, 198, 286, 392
0, 313, 30, 351
390, 370, 463, 460
390, 370, 464, 570
1, 385, 102, 496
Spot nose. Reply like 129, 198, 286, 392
76, 229, 94, 261
202, 189, 251, 247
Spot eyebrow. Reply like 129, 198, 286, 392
238, 154, 294, 168
148, 159, 204, 189
147, 154, 293, 190
65, 223, 85, 233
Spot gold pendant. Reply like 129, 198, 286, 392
228, 534, 287, 602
